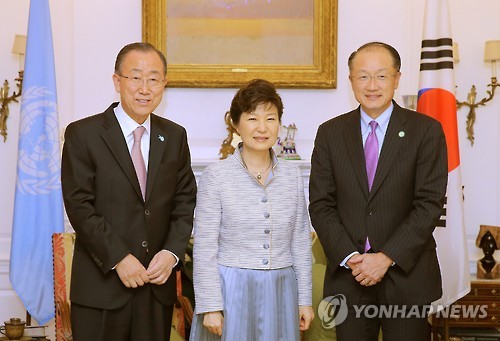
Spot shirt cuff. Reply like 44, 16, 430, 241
160, 249, 179, 267
340, 251, 360, 269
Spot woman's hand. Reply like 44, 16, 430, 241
299, 305, 315, 331
203, 311, 224, 336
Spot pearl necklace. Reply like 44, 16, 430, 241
253, 159, 272, 180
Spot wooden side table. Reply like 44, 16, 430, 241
430, 278, 500, 340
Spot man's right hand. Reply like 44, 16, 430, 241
347, 253, 363, 271
349, 253, 391, 286
115, 253, 149, 288
203, 311, 224, 336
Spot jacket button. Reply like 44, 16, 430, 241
141, 241, 148, 248
264, 229, 270, 234
262, 259, 269, 265
264, 212, 270, 218
145, 209, 150, 216
358, 239, 364, 245
263, 243, 269, 249
367, 211, 372, 216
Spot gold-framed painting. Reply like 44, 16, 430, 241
142, 0, 337, 88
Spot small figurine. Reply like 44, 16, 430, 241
277, 123, 301, 160
476, 225, 500, 279
479, 231, 497, 273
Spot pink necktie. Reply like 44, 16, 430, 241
132, 126, 147, 199
364, 121, 379, 252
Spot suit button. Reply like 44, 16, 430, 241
261, 197, 268, 203
145, 209, 150, 216
367, 211, 372, 216
142, 241, 148, 248
263, 243, 269, 249
264, 229, 270, 234
358, 239, 364, 245
264, 212, 270, 218
262, 259, 269, 265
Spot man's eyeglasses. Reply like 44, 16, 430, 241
351, 73, 399, 84
117, 74, 165, 89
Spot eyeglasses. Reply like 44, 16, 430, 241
117, 74, 165, 89
351, 73, 399, 84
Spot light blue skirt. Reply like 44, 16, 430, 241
189, 266, 300, 341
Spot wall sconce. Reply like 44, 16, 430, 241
456, 40, 500, 145
0, 34, 26, 142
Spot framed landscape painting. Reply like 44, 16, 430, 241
142, 0, 337, 88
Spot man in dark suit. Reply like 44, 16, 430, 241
309, 42, 448, 340
61, 42, 196, 341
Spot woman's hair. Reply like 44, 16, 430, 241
114, 42, 167, 76
229, 79, 284, 125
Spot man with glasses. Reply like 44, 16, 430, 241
61, 42, 197, 341
309, 42, 448, 340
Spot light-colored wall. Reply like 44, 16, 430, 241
0, 0, 499, 326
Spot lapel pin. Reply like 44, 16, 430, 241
398, 131, 405, 138
158, 135, 165, 142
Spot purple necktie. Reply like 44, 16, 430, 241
364, 120, 379, 252
132, 126, 147, 199
365, 120, 379, 191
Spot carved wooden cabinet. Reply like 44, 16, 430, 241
431, 278, 500, 340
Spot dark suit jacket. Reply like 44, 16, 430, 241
309, 101, 448, 306
61, 102, 196, 309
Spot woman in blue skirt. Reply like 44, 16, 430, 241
190, 79, 314, 341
